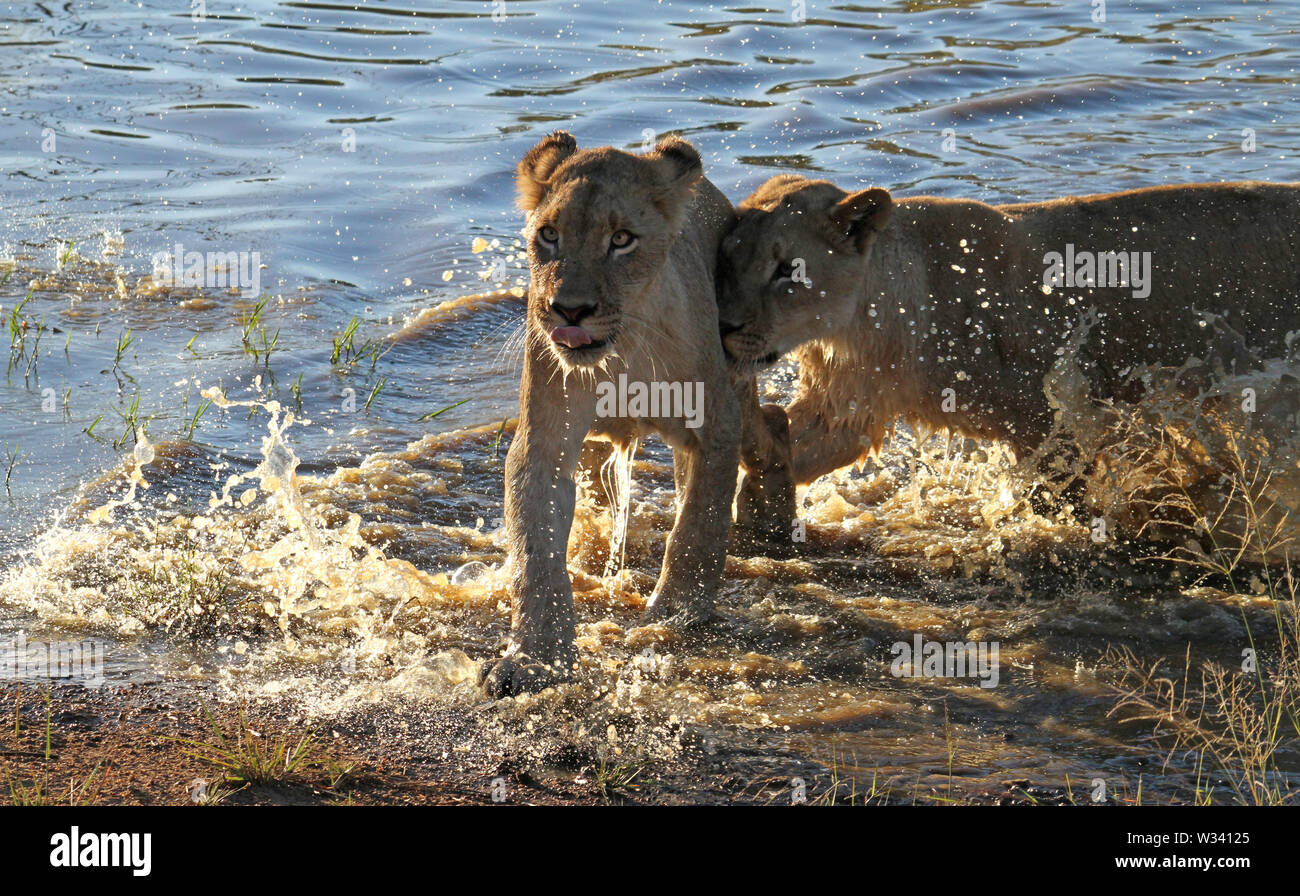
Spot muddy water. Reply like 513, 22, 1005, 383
1, 1, 1298, 802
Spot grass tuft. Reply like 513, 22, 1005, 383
174, 701, 321, 787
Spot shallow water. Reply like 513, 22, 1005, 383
1, 0, 1297, 803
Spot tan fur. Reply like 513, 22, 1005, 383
483, 132, 741, 697
718, 177, 1300, 487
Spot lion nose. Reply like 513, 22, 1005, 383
551, 301, 596, 324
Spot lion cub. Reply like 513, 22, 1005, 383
482, 132, 742, 697
718, 175, 1300, 507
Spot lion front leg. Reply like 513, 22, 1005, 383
482, 365, 594, 698
642, 392, 740, 625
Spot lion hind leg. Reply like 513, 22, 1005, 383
788, 406, 873, 486
644, 397, 741, 624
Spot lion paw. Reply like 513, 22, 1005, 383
639, 597, 718, 629
733, 468, 797, 547
480, 654, 568, 698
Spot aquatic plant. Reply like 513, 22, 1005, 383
2, 442, 22, 496
417, 397, 470, 422
5, 290, 46, 380
111, 393, 148, 449
364, 375, 387, 412
239, 295, 280, 366
112, 328, 135, 371
183, 395, 212, 441
330, 316, 389, 371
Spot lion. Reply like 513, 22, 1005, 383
481, 131, 748, 697
717, 175, 1300, 508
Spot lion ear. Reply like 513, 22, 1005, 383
648, 135, 702, 186
829, 188, 892, 251
646, 135, 703, 223
516, 131, 578, 212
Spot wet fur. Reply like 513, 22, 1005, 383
483, 132, 742, 696
719, 178, 1300, 488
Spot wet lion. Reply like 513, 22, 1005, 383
718, 176, 1300, 509
482, 132, 744, 697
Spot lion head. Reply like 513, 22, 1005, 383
516, 131, 705, 371
717, 174, 893, 371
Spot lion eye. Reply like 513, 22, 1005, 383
538, 225, 559, 245
610, 230, 637, 254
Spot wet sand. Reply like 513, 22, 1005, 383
1, 680, 1095, 806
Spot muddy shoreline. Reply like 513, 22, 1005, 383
0, 677, 1112, 806
2, 523, 1291, 808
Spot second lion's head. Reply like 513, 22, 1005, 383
717, 174, 893, 372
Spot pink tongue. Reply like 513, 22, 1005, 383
550, 325, 592, 348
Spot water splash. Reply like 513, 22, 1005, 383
600, 438, 639, 591
85, 429, 155, 525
